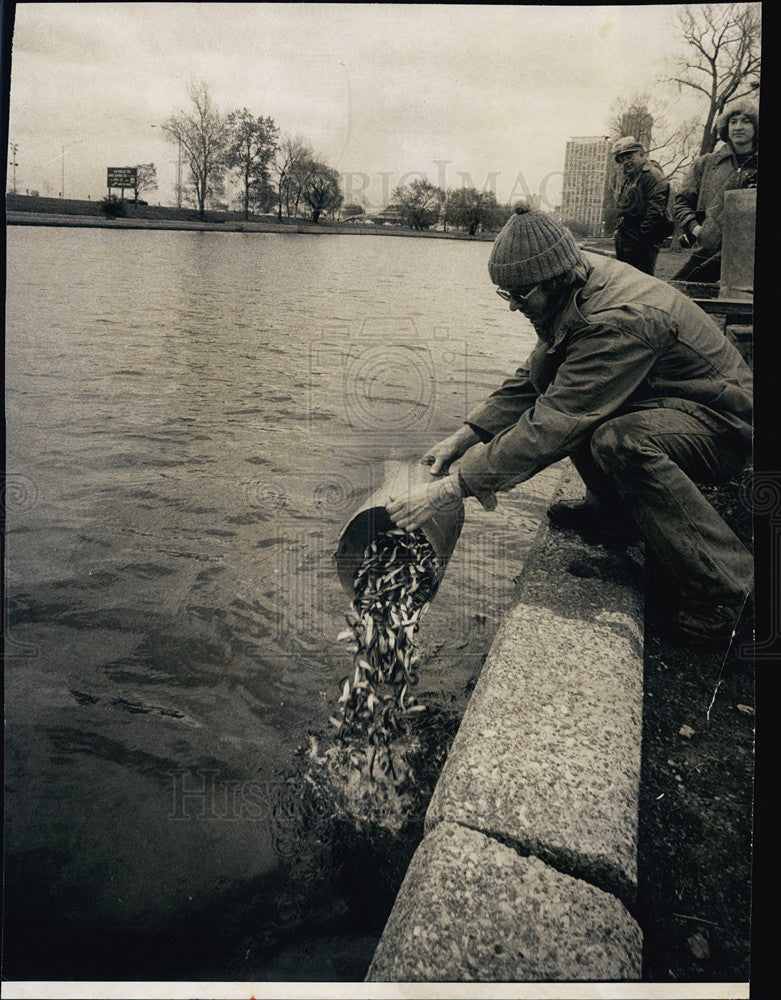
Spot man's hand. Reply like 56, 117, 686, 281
386, 475, 463, 533
420, 426, 480, 476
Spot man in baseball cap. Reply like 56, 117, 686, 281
612, 136, 673, 275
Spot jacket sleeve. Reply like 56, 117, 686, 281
463, 357, 540, 439
639, 169, 671, 239
457, 324, 658, 508
673, 156, 707, 233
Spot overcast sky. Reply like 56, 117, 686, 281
7, 2, 706, 208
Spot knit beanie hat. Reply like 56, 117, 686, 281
488, 203, 583, 288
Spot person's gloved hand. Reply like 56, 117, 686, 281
678, 231, 696, 249
679, 223, 702, 249
386, 475, 464, 533
420, 433, 469, 476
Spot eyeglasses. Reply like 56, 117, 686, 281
496, 284, 541, 307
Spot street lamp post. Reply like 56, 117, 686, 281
176, 135, 182, 209
151, 124, 183, 208
9, 142, 18, 193
60, 140, 86, 200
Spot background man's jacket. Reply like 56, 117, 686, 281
615, 161, 673, 246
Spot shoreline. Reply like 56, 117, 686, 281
6, 209, 496, 241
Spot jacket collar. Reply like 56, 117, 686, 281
713, 142, 757, 166
541, 258, 598, 352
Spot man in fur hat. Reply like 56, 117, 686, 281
386, 203, 753, 647
673, 98, 758, 283
612, 136, 672, 276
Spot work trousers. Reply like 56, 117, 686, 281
672, 247, 722, 284
614, 232, 661, 276
569, 404, 753, 603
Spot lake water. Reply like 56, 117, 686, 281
4, 226, 557, 980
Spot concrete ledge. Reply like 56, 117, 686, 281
366, 822, 642, 982
367, 461, 646, 981
6, 211, 496, 240
426, 465, 644, 906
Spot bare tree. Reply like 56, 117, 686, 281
132, 163, 157, 204
272, 135, 314, 221
224, 109, 279, 220
608, 93, 700, 182
666, 3, 761, 154
301, 161, 343, 223
444, 187, 504, 236
609, 94, 655, 148
290, 155, 317, 218
163, 81, 230, 219
655, 116, 703, 180
391, 178, 445, 230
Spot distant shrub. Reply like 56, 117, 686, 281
100, 195, 126, 219
561, 218, 596, 239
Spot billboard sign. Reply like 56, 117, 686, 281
107, 167, 137, 188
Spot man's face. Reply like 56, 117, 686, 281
618, 150, 646, 174
728, 114, 755, 149
498, 284, 552, 328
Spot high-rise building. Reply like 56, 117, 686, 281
560, 136, 613, 236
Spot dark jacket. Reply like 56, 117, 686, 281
458, 253, 752, 507
615, 161, 672, 245
673, 144, 758, 255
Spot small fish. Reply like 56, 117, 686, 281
333, 528, 439, 774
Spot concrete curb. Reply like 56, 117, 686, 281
6, 211, 496, 240
367, 822, 643, 982
367, 461, 646, 982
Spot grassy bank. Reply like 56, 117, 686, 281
5, 193, 496, 240
638, 476, 753, 981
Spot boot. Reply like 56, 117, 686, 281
664, 592, 753, 650
546, 496, 637, 542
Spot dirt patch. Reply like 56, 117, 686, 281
637, 476, 754, 982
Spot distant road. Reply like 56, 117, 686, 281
6, 194, 496, 241
7, 211, 269, 233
